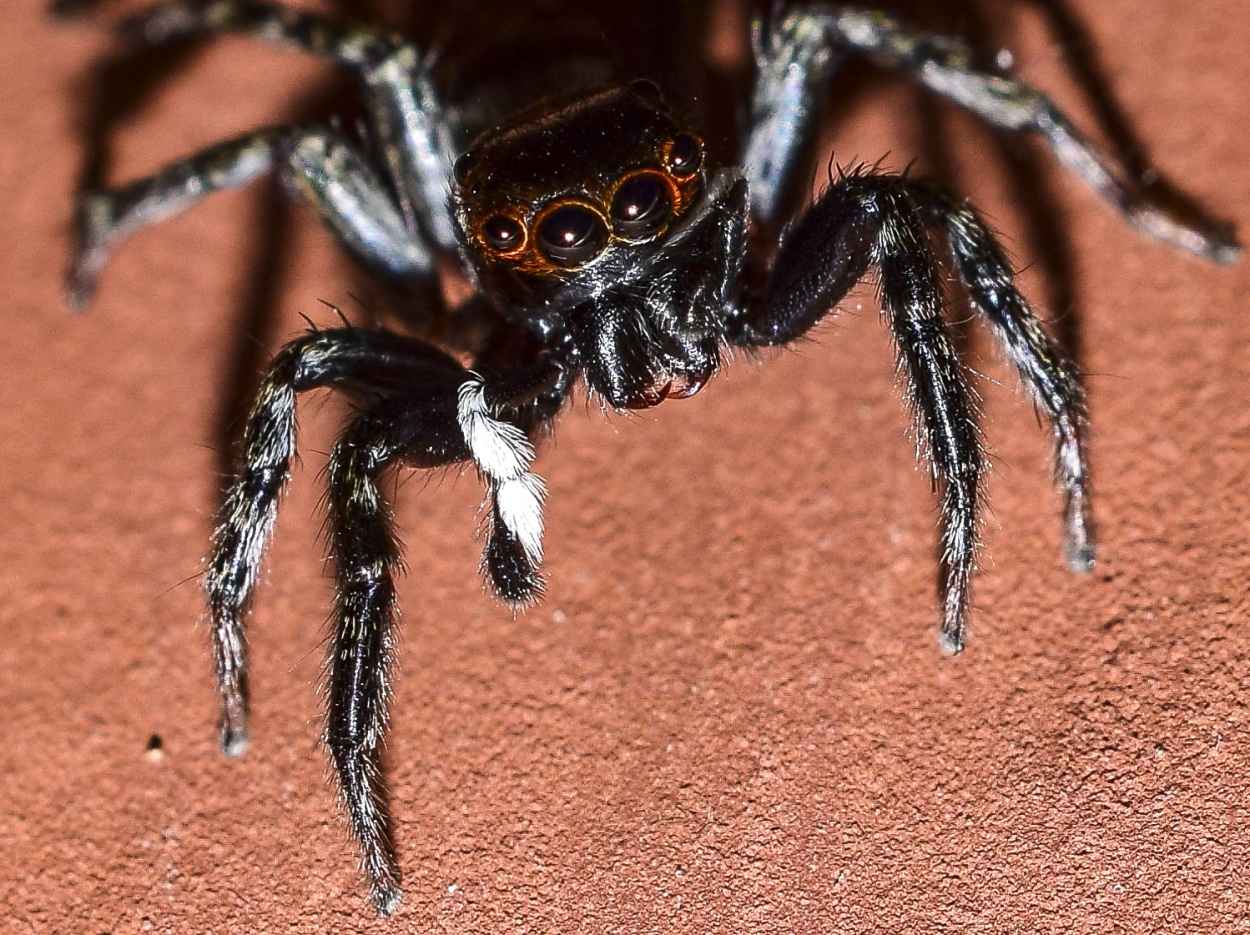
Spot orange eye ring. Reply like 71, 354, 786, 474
479, 212, 527, 256
532, 199, 609, 268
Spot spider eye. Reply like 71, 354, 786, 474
628, 78, 665, 105
453, 150, 476, 185
667, 134, 703, 178
535, 204, 608, 267
481, 214, 525, 253
611, 174, 671, 240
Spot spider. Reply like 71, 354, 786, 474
62, 0, 1237, 915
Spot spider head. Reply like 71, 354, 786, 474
453, 81, 747, 409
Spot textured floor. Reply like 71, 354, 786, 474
4, 1, 1249, 931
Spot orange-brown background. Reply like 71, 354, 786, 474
3, 1, 1248, 931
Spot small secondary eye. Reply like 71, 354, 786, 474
536, 205, 608, 267
667, 134, 703, 177
628, 78, 664, 105
611, 174, 671, 240
453, 150, 476, 185
481, 214, 525, 252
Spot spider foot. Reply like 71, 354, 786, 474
1126, 199, 1242, 266
938, 627, 965, 657
65, 191, 117, 310
938, 561, 974, 656
220, 700, 250, 758
221, 722, 250, 758
1064, 494, 1096, 575
372, 878, 402, 917
484, 500, 546, 607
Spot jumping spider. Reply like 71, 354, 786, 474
62, 0, 1237, 914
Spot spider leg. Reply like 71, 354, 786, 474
67, 125, 438, 309
729, 169, 1088, 653
915, 182, 1093, 574
204, 328, 468, 757
321, 392, 457, 916
104, 0, 458, 249
318, 374, 550, 913
744, 6, 1239, 262
207, 324, 566, 911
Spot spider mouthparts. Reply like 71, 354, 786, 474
624, 370, 711, 409
666, 371, 709, 399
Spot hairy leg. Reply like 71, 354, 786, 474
101, 0, 459, 247
67, 126, 438, 307
743, 5, 1239, 262
204, 328, 467, 756
729, 169, 1089, 651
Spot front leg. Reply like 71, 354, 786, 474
205, 328, 469, 757
729, 169, 1090, 653
320, 364, 563, 913
209, 324, 568, 912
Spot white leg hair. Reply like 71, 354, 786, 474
456, 376, 547, 565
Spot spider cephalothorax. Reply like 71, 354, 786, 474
63, 0, 1237, 915
454, 80, 735, 410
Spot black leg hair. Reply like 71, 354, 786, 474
321, 391, 466, 916
730, 168, 1090, 652
108, 0, 459, 249
878, 216, 983, 655
743, 6, 1239, 262
67, 125, 438, 309
317, 363, 562, 912
204, 325, 562, 753
205, 325, 565, 912
915, 182, 1094, 575
204, 328, 468, 758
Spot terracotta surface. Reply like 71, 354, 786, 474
4, 1, 1249, 931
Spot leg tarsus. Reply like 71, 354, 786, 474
328, 740, 402, 915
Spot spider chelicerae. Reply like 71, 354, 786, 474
61, 0, 1237, 914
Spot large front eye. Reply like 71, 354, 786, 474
611, 174, 671, 240
536, 204, 608, 267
